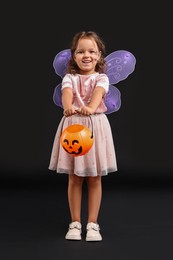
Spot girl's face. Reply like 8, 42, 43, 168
74, 38, 101, 75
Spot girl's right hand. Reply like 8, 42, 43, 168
63, 106, 77, 117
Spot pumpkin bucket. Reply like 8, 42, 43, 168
60, 117, 94, 157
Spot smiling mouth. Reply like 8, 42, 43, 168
82, 60, 92, 64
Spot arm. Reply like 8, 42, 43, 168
62, 87, 77, 117
78, 87, 106, 115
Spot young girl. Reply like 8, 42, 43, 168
49, 31, 117, 241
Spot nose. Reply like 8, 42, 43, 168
83, 51, 90, 57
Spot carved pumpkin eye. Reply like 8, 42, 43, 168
60, 124, 94, 157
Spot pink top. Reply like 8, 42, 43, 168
61, 73, 109, 113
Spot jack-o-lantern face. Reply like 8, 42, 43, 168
60, 124, 94, 157
63, 138, 82, 155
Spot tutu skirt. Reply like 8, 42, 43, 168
48, 113, 117, 177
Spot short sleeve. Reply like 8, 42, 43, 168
96, 74, 109, 93
61, 74, 73, 90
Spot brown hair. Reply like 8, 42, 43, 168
66, 31, 106, 74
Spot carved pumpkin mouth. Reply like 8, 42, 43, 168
63, 145, 82, 155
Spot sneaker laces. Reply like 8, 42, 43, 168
69, 221, 82, 230
87, 222, 100, 231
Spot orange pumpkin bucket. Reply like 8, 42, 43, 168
60, 118, 94, 157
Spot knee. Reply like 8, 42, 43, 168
86, 176, 101, 188
69, 174, 84, 186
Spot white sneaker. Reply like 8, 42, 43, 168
65, 221, 82, 240
86, 222, 102, 241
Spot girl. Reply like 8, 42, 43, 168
49, 31, 117, 241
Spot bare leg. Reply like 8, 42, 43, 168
67, 174, 84, 222
86, 176, 102, 223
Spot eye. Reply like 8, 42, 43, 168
72, 140, 79, 145
64, 139, 69, 144
75, 50, 83, 54
90, 51, 97, 55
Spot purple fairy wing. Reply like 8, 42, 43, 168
53, 49, 71, 78
105, 85, 121, 114
53, 83, 63, 108
53, 83, 122, 114
104, 50, 136, 85
52, 49, 71, 109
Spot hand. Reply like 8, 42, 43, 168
63, 106, 77, 117
76, 106, 95, 116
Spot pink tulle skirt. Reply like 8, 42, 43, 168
48, 113, 117, 177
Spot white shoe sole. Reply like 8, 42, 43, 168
86, 236, 102, 241
65, 235, 82, 240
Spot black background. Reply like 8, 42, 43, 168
1, 2, 173, 260
1, 2, 172, 180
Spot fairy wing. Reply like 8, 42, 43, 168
53, 83, 63, 108
104, 50, 136, 85
104, 85, 121, 114
104, 50, 136, 114
53, 49, 71, 78
52, 82, 121, 114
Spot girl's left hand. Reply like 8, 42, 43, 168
76, 106, 95, 116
